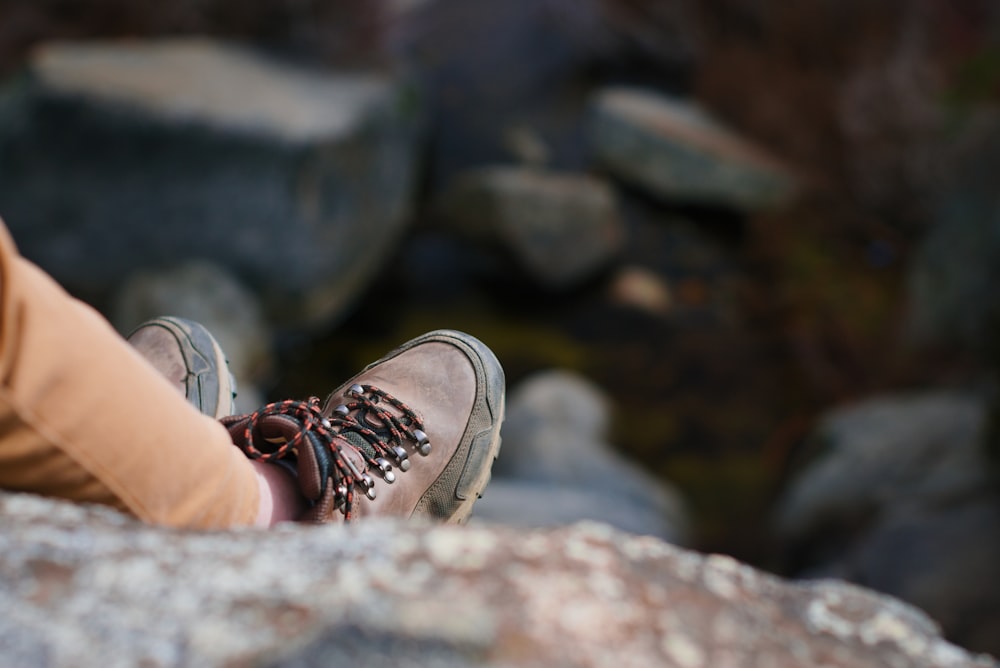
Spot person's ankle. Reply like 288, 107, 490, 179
251, 459, 307, 527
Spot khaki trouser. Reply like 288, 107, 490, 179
0, 219, 259, 528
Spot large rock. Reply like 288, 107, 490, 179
1, 491, 994, 667
774, 391, 1000, 656
589, 86, 798, 211
472, 370, 687, 543
436, 167, 625, 289
0, 38, 423, 328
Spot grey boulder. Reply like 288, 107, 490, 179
589, 86, 798, 211
436, 167, 624, 289
0, 38, 423, 329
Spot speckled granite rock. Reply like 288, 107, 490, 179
0, 491, 994, 668
0, 38, 423, 328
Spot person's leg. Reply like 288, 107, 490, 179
128, 314, 507, 525
122, 314, 305, 525
0, 216, 504, 528
0, 219, 263, 528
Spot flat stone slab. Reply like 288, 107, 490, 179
589, 86, 798, 211
31, 39, 389, 143
0, 38, 423, 327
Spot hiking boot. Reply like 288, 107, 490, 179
127, 316, 237, 419
221, 329, 505, 523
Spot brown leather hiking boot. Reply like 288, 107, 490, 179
221, 330, 505, 523
126, 316, 237, 419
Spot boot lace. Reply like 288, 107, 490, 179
221, 383, 431, 520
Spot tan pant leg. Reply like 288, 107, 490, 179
0, 219, 259, 528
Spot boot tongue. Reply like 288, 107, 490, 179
340, 404, 404, 462
338, 430, 378, 463
323, 390, 409, 465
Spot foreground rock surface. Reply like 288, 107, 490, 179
0, 38, 422, 328
1, 492, 994, 668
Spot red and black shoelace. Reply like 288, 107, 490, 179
220, 384, 431, 521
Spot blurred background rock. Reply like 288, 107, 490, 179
1, 0, 999, 657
